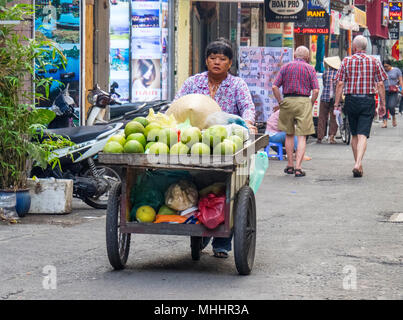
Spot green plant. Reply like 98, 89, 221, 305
0, 1, 72, 190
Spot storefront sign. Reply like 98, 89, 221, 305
354, 6, 367, 28
294, 0, 329, 34
389, 2, 403, 21
239, 47, 293, 121
265, 0, 307, 23
389, 22, 400, 40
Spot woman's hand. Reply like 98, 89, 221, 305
245, 120, 258, 134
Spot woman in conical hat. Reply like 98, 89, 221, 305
317, 56, 341, 144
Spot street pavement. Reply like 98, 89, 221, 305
0, 118, 402, 300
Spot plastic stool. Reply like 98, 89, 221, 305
265, 142, 283, 160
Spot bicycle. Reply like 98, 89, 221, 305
340, 104, 351, 145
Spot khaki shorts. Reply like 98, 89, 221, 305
278, 97, 315, 136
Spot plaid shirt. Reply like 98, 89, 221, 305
320, 68, 338, 102
334, 53, 388, 95
273, 58, 319, 96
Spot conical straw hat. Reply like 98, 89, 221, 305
324, 56, 341, 70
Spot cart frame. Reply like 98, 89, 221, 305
99, 134, 269, 275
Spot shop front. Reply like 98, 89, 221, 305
33, 0, 176, 125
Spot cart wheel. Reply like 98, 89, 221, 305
190, 236, 203, 261
106, 182, 130, 270
234, 185, 256, 275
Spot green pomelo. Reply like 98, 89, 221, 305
103, 141, 124, 153
202, 125, 228, 148
133, 116, 149, 127
170, 142, 190, 155
159, 127, 178, 146
147, 128, 162, 142
158, 205, 177, 215
124, 121, 145, 137
107, 134, 126, 146
180, 127, 201, 148
123, 140, 144, 153
232, 126, 247, 141
148, 142, 169, 155
126, 133, 146, 147
144, 123, 162, 137
227, 135, 243, 152
190, 142, 211, 155
213, 140, 235, 155
145, 141, 156, 150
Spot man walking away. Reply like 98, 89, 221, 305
272, 46, 319, 177
381, 60, 403, 128
333, 35, 387, 178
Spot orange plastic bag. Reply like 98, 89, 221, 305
154, 214, 188, 224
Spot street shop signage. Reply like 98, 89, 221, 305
389, 2, 403, 21
294, 0, 329, 34
265, 0, 307, 22
389, 22, 399, 40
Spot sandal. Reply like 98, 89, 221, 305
213, 249, 228, 259
294, 169, 306, 177
284, 166, 295, 174
352, 168, 363, 178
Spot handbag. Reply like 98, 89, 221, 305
389, 85, 399, 93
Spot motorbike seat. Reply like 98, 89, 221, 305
43, 124, 116, 144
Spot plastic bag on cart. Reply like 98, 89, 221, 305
130, 170, 193, 221
249, 151, 269, 194
205, 111, 249, 129
165, 180, 198, 211
196, 193, 226, 229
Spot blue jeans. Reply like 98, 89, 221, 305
268, 132, 298, 150
202, 234, 233, 252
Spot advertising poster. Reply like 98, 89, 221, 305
35, 0, 81, 109
110, 0, 130, 102
131, 0, 163, 101
132, 58, 161, 101
239, 47, 293, 122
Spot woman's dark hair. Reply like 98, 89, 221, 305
383, 59, 392, 66
205, 38, 233, 60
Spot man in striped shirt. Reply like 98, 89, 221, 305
334, 35, 387, 178
273, 46, 319, 177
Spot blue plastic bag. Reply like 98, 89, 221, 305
249, 151, 269, 193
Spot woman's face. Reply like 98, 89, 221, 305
206, 53, 232, 76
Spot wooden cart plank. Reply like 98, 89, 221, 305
121, 222, 230, 238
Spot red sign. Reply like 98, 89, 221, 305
389, 2, 402, 21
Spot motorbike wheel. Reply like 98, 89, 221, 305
83, 166, 121, 209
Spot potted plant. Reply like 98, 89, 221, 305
0, 1, 71, 219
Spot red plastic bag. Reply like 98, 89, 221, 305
196, 193, 226, 229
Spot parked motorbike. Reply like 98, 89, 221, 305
31, 122, 124, 209
86, 83, 170, 126
48, 83, 79, 129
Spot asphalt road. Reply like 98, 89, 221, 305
1, 119, 402, 301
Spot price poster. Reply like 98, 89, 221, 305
239, 47, 293, 122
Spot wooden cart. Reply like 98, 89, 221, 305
98, 134, 269, 275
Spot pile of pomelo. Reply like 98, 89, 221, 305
103, 116, 245, 156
